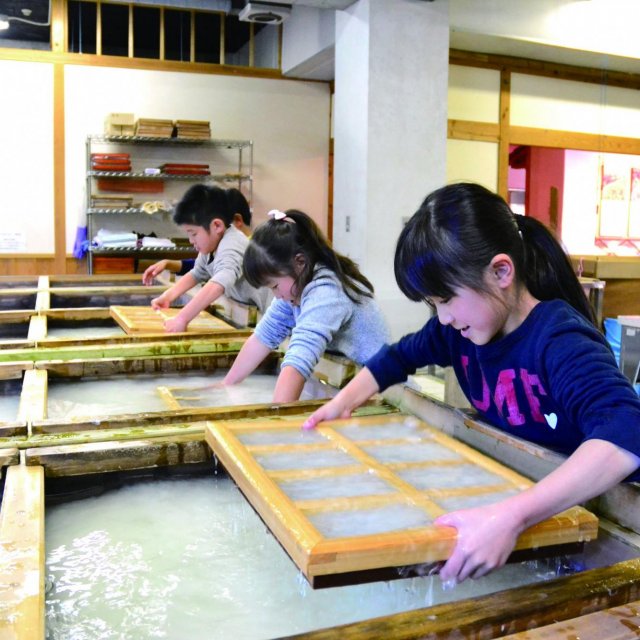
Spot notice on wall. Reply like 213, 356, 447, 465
629, 168, 640, 238
598, 162, 630, 238
0, 232, 27, 252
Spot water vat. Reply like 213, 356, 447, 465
46, 371, 333, 420
44, 470, 640, 640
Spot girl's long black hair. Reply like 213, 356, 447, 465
394, 182, 594, 324
244, 209, 374, 303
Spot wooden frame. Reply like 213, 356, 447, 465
204, 414, 598, 588
109, 305, 234, 334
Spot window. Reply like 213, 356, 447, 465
64, 1, 281, 70
194, 12, 221, 64
101, 3, 128, 57
164, 9, 190, 62
133, 6, 160, 60
68, 0, 97, 54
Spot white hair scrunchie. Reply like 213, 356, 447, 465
267, 209, 287, 220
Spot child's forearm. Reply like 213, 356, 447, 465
302, 367, 380, 429
273, 366, 306, 403
508, 439, 639, 530
162, 273, 197, 304
174, 280, 224, 324
224, 334, 272, 385
436, 438, 640, 583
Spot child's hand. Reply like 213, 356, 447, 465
302, 398, 352, 430
434, 502, 523, 583
142, 260, 169, 285
164, 316, 188, 333
151, 294, 170, 310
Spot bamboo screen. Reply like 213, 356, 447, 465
204, 414, 598, 587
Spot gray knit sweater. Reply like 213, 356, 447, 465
188, 225, 271, 313
254, 266, 390, 379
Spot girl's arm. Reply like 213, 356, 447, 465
436, 438, 640, 583
302, 367, 380, 429
151, 273, 197, 309
223, 334, 272, 385
164, 280, 224, 333
273, 366, 306, 403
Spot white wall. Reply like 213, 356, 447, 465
63, 65, 330, 252
448, 65, 500, 124
449, 0, 640, 61
446, 139, 498, 190
0, 59, 55, 254
511, 73, 640, 135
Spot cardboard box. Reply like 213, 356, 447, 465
104, 113, 136, 136
106, 112, 135, 126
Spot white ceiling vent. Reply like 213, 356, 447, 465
238, 1, 292, 24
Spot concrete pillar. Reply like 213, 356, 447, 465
333, 0, 449, 339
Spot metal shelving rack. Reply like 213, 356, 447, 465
85, 134, 253, 273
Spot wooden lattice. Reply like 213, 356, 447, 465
205, 414, 598, 587
110, 305, 234, 335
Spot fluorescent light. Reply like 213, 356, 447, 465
0, 15, 9, 30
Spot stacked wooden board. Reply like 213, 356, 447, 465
175, 120, 211, 139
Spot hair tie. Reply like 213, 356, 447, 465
267, 209, 294, 223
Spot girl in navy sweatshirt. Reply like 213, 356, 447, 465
303, 182, 640, 584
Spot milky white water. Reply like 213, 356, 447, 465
45, 325, 126, 338
0, 382, 21, 423
45, 473, 629, 640
46, 372, 333, 419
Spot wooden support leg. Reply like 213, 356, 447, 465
0, 464, 45, 639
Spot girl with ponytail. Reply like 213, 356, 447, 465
303, 182, 640, 584
222, 208, 390, 402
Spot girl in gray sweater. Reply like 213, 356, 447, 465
223, 209, 390, 402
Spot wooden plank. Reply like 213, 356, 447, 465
0, 449, 20, 468
205, 414, 598, 586
25, 430, 212, 476
0, 423, 28, 439
51, 285, 167, 296
449, 48, 640, 91
17, 370, 47, 423
38, 328, 251, 349
0, 335, 248, 363
42, 307, 112, 321
34, 276, 50, 312
30, 397, 394, 434
0, 310, 34, 325
34, 352, 250, 378
49, 274, 145, 286
27, 315, 47, 341
0, 362, 34, 381
511, 125, 640, 156
0, 464, 45, 640
312, 353, 357, 388
288, 558, 640, 639
23, 404, 396, 475
110, 305, 234, 334
156, 385, 183, 410
214, 295, 258, 328
501, 599, 640, 639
